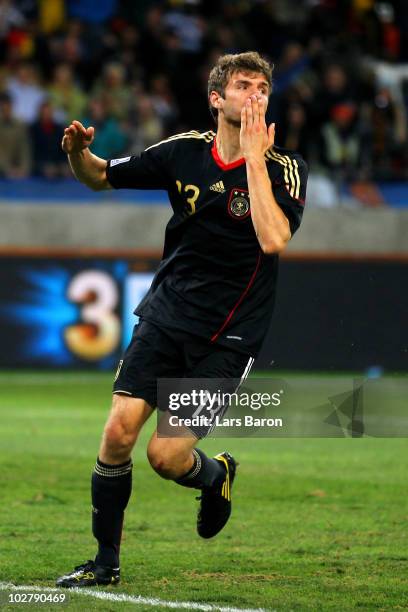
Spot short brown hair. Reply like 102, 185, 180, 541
207, 51, 273, 119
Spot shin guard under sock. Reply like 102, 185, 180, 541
91, 457, 132, 568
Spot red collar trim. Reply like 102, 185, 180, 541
211, 138, 245, 171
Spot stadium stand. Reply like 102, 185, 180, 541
0, 0, 405, 201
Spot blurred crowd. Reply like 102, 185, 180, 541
0, 0, 407, 196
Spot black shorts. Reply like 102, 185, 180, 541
113, 319, 254, 438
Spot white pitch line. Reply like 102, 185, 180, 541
0, 582, 271, 612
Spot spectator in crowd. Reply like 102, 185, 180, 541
312, 63, 355, 127
211, 24, 239, 55
162, 0, 206, 55
139, 5, 167, 76
160, 1, 208, 125
30, 100, 67, 178
0, 92, 31, 178
115, 24, 141, 81
0, 0, 25, 39
126, 93, 165, 154
50, 20, 86, 76
48, 63, 87, 123
272, 43, 310, 97
91, 62, 131, 121
149, 73, 178, 132
6, 62, 46, 123
365, 59, 408, 179
82, 97, 128, 159
278, 102, 310, 161
319, 102, 371, 183
371, 86, 407, 179
37, 0, 65, 35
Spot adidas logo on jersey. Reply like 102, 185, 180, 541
210, 180, 226, 194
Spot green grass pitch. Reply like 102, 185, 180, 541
1, 371, 408, 611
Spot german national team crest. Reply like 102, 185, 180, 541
228, 188, 250, 219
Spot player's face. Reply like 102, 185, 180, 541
220, 71, 270, 127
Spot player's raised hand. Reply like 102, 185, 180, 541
62, 120, 95, 154
240, 94, 275, 161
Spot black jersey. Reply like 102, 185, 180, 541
106, 130, 308, 357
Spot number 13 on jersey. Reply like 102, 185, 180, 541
176, 180, 200, 215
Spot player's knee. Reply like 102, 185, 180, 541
102, 417, 135, 458
146, 443, 179, 479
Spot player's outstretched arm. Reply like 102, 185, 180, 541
62, 120, 111, 191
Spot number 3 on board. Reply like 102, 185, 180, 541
64, 270, 120, 360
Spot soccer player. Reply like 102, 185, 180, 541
56, 52, 307, 588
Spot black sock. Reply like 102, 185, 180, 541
175, 448, 225, 490
91, 457, 132, 568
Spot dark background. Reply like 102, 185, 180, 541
258, 259, 407, 371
